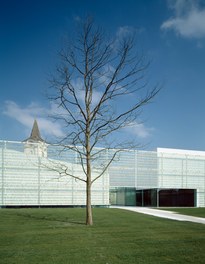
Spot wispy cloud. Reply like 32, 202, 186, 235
112, 26, 143, 50
71, 78, 103, 106
124, 122, 154, 139
161, 0, 205, 39
3, 101, 154, 141
116, 26, 136, 40
3, 101, 65, 138
117, 25, 144, 39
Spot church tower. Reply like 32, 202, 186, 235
23, 120, 47, 157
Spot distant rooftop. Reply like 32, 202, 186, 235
23, 120, 44, 142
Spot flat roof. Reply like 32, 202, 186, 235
157, 147, 205, 157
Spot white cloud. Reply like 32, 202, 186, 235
161, 0, 205, 39
116, 26, 135, 40
111, 26, 143, 51
116, 26, 143, 39
124, 122, 154, 139
3, 101, 154, 141
3, 101, 65, 138
71, 77, 103, 106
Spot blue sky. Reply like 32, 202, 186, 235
1, 0, 205, 151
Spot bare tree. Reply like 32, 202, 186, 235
48, 17, 160, 225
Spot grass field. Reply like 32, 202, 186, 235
160, 208, 205, 218
0, 208, 205, 264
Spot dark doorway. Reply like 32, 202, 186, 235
136, 188, 196, 207
136, 189, 157, 207
159, 189, 196, 207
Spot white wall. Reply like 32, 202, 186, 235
157, 148, 205, 207
0, 141, 109, 206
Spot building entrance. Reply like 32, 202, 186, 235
136, 188, 196, 207
110, 188, 196, 207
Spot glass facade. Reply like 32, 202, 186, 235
135, 188, 196, 207
0, 141, 205, 207
110, 188, 136, 206
0, 141, 109, 207
109, 148, 205, 207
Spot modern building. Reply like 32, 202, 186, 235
110, 148, 205, 207
0, 121, 109, 207
0, 120, 205, 207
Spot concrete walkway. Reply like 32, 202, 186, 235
111, 206, 205, 224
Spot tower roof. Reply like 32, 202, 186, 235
24, 120, 44, 142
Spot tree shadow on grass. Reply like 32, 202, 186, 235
16, 212, 85, 226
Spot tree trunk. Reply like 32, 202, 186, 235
86, 149, 93, 225
86, 121, 93, 226
86, 173, 93, 225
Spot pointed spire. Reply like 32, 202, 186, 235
24, 119, 44, 142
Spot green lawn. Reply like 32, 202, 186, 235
0, 208, 205, 264
160, 208, 205, 218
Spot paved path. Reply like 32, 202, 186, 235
111, 206, 205, 224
